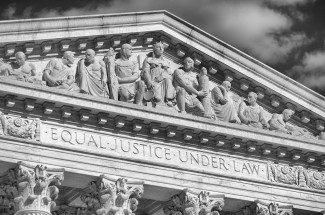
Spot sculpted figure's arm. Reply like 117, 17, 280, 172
269, 114, 286, 131
259, 107, 270, 129
43, 59, 59, 86
118, 62, 139, 84
217, 86, 229, 105
174, 69, 207, 97
29, 63, 37, 76
99, 60, 107, 85
238, 101, 249, 124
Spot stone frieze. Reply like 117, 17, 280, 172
268, 162, 325, 190
0, 110, 40, 140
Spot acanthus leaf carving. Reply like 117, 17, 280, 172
163, 189, 224, 215
80, 174, 144, 215
0, 161, 64, 215
231, 200, 292, 215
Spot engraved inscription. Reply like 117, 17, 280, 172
41, 123, 268, 181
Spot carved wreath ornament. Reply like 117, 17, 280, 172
268, 162, 325, 190
0, 111, 39, 140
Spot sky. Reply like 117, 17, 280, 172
0, 0, 325, 95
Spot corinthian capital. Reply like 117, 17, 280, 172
80, 174, 144, 215
0, 161, 64, 215
163, 189, 224, 215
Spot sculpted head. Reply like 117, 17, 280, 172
282, 109, 294, 122
15, 52, 26, 66
247, 92, 257, 105
184, 57, 194, 71
62, 51, 75, 66
222, 81, 231, 92
85, 49, 96, 63
120, 44, 132, 59
153, 42, 164, 57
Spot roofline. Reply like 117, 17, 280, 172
0, 10, 324, 116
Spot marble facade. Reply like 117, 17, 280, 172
0, 11, 325, 215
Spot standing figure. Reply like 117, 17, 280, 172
210, 81, 240, 123
43, 51, 79, 91
106, 44, 144, 104
173, 57, 210, 117
76, 49, 109, 97
141, 42, 175, 106
238, 92, 269, 129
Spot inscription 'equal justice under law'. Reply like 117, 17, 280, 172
47, 127, 266, 178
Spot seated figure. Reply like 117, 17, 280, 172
43, 51, 79, 91
9, 52, 39, 83
76, 49, 109, 97
0, 58, 11, 76
269, 109, 317, 139
106, 44, 144, 104
173, 57, 210, 117
210, 81, 240, 123
238, 92, 269, 129
141, 42, 175, 106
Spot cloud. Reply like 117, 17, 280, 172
289, 50, 325, 92
1, 4, 16, 20
265, 0, 316, 6
0, 0, 312, 66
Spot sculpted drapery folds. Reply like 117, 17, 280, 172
238, 92, 269, 129
173, 57, 210, 117
43, 51, 80, 91
76, 49, 109, 97
141, 42, 175, 106
106, 44, 144, 104
210, 81, 240, 123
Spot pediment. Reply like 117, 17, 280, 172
0, 10, 325, 166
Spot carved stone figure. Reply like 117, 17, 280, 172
75, 49, 109, 97
80, 174, 144, 215
106, 44, 145, 104
0, 58, 12, 76
269, 109, 317, 139
173, 57, 210, 117
210, 81, 240, 123
0, 52, 41, 84
0, 111, 6, 136
269, 109, 294, 133
43, 51, 80, 91
141, 42, 175, 106
238, 92, 269, 129
163, 189, 224, 215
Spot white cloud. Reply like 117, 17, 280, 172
265, 0, 316, 6
290, 51, 325, 89
1, 0, 311, 66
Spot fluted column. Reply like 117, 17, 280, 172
163, 188, 224, 215
0, 161, 64, 215
80, 174, 144, 215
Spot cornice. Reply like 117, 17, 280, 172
1, 78, 325, 168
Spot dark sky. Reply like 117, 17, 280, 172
1, 0, 325, 95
